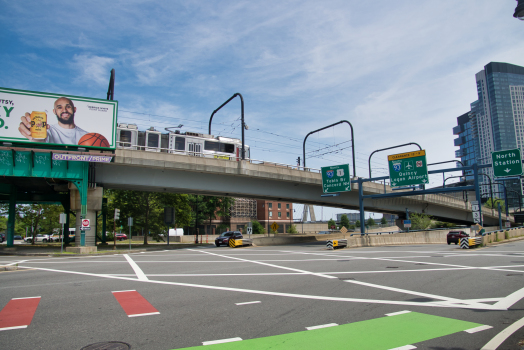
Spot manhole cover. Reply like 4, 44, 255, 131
81, 341, 131, 350
415, 263, 427, 265
337, 260, 351, 262
386, 266, 399, 268
506, 274, 523, 277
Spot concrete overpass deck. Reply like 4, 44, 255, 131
94, 149, 507, 226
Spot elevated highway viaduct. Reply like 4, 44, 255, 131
94, 149, 507, 226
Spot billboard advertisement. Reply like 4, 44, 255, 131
0, 87, 118, 149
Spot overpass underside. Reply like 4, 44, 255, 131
94, 150, 504, 226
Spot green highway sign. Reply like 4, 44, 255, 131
388, 150, 428, 187
321, 164, 351, 194
491, 148, 522, 178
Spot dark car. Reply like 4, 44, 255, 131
447, 231, 469, 245
115, 233, 128, 241
0, 234, 5, 243
215, 231, 242, 247
14, 235, 22, 240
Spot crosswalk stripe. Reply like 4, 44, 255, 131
112, 290, 159, 317
0, 297, 41, 331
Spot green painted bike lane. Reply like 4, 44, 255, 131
177, 312, 484, 350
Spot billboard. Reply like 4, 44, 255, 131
0, 87, 118, 149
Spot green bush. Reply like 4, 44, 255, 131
251, 220, 266, 235
287, 224, 298, 234
505, 231, 509, 240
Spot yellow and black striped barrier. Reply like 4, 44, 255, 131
228, 238, 253, 248
460, 237, 482, 249
327, 239, 348, 250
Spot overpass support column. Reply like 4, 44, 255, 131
6, 185, 16, 248
69, 186, 103, 247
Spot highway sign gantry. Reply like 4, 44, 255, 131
388, 150, 428, 188
321, 164, 351, 194
491, 148, 523, 178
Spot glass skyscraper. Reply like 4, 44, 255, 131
454, 62, 524, 208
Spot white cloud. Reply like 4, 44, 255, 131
71, 55, 115, 86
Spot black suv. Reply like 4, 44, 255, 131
0, 233, 5, 243
215, 231, 242, 247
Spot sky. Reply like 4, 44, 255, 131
1, 1, 523, 220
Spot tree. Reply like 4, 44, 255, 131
17, 204, 63, 245
327, 218, 336, 230
106, 189, 192, 245
484, 197, 506, 212
381, 217, 387, 225
366, 217, 375, 226
355, 220, 360, 227
409, 213, 432, 230
340, 214, 350, 230
251, 220, 266, 235
287, 224, 298, 233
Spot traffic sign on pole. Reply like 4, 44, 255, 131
271, 222, 279, 232
81, 219, 91, 231
388, 150, 429, 187
321, 164, 351, 194
491, 148, 523, 178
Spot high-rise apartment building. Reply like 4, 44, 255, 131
454, 62, 524, 208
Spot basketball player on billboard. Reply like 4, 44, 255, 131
18, 97, 88, 144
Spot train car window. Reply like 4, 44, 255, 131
147, 134, 159, 147
204, 141, 219, 152
219, 143, 235, 154
120, 130, 132, 143
175, 137, 185, 151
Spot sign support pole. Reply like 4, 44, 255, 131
473, 163, 483, 226
358, 178, 365, 235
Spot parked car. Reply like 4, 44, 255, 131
447, 231, 469, 245
0, 234, 5, 243
215, 231, 242, 247
24, 234, 52, 243
115, 233, 128, 241
14, 235, 23, 240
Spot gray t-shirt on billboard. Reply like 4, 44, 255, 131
45, 124, 88, 145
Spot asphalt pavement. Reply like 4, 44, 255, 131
1, 241, 524, 349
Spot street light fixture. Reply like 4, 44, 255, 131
515, 0, 524, 20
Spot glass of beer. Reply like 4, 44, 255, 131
30, 111, 47, 140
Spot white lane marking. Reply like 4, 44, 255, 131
465, 325, 493, 333
128, 312, 160, 317
123, 254, 148, 281
481, 316, 524, 350
112, 290, 136, 293
235, 301, 261, 305
492, 285, 524, 310
5, 260, 27, 266
11, 296, 41, 300
389, 346, 416, 350
344, 280, 466, 304
0, 325, 28, 331
191, 249, 337, 279
16, 265, 503, 310
306, 323, 338, 330
386, 310, 411, 316
203, 337, 242, 345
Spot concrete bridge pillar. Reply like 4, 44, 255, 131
69, 186, 104, 249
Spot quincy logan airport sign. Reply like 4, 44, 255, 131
0, 87, 118, 149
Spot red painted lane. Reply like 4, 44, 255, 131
0, 297, 41, 331
112, 290, 160, 317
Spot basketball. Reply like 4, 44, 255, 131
78, 133, 110, 147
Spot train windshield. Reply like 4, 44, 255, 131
147, 134, 159, 147
120, 130, 132, 143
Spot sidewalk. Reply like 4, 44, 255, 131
0, 242, 212, 257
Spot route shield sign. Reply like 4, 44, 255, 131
491, 148, 522, 178
388, 150, 428, 187
321, 164, 351, 194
